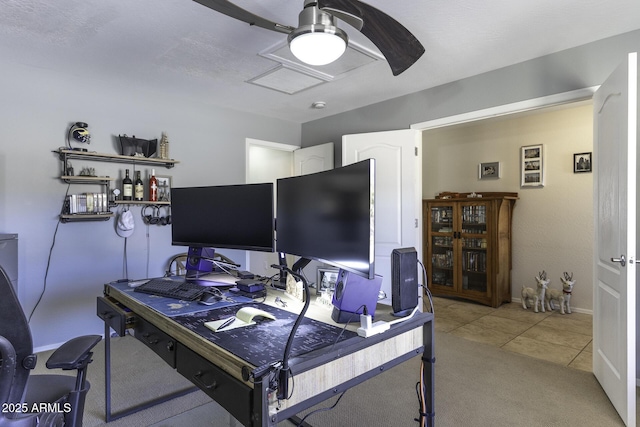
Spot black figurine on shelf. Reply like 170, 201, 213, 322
67, 122, 90, 151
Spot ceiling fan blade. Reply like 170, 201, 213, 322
317, 0, 425, 75
193, 0, 293, 34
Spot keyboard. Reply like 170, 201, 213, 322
134, 278, 206, 301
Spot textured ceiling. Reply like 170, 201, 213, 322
1, 0, 640, 123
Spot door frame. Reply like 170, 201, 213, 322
245, 138, 299, 273
245, 138, 299, 182
410, 85, 638, 392
411, 87, 598, 131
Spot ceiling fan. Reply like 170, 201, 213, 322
193, 0, 425, 76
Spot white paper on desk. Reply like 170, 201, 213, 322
204, 306, 276, 333
196, 273, 238, 286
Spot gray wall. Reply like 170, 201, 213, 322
301, 29, 640, 163
301, 29, 640, 378
4, 26, 639, 355
0, 61, 300, 350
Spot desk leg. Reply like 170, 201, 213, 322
103, 323, 197, 422
422, 319, 436, 427
104, 322, 113, 422
253, 373, 269, 427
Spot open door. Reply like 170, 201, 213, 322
342, 129, 422, 306
593, 52, 637, 426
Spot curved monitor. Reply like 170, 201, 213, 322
171, 183, 274, 252
276, 159, 375, 279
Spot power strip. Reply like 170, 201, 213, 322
357, 313, 390, 337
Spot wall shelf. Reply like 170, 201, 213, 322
61, 175, 115, 184
54, 149, 179, 169
60, 213, 114, 223
113, 200, 170, 206
54, 148, 178, 223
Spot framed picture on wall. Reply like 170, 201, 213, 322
521, 144, 544, 187
479, 161, 501, 180
316, 267, 339, 295
574, 152, 592, 173
156, 175, 172, 202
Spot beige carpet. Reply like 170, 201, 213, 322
34, 331, 624, 426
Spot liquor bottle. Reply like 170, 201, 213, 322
149, 169, 158, 202
122, 169, 133, 201
134, 171, 144, 201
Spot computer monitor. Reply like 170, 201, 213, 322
276, 159, 375, 279
171, 183, 275, 255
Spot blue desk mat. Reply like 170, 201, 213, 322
171, 303, 357, 367
109, 280, 253, 317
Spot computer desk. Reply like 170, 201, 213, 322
97, 278, 435, 427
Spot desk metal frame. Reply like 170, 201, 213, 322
98, 284, 435, 426
102, 324, 198, 422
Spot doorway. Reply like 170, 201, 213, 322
412, 86, 638, 423
412, 88, 596, 313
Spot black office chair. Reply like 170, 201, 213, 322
0, 266, 101, 427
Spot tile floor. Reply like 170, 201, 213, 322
430, 296, 593, 372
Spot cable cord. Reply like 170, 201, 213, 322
329, 304, 365, 352
29, 183, 71, 323
122, 235, 129, 279
278, 266, 311, 400
146, 222, 150, 278
417, 259, 434, 314
415, 261, 432, 427
295, 390, 347, 426
415, 361, 428, 427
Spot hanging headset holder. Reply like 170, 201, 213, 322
141, 205, 171, 226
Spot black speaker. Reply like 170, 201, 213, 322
331, 269, 382, 323
391, 247, 418, 316
185, 247, 215, 278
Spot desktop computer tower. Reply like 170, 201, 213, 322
331, 269, 382, 323
185, 247, 215, 278
391, 247, 419, 316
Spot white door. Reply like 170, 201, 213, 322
342, 129, 422, 306
294, 142, 334, 175
593, 52, 637, 427
246, 139, 334, 276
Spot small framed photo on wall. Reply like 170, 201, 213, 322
574, 152, 592, 173
479, 162, 501, 180
521, 144, 544, 187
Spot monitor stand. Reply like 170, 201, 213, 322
275, 252, 288, 289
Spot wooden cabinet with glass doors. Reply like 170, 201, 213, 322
423, 193, 517, 307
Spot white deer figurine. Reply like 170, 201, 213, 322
522, 271, 549, 312
545, 272, 575, 314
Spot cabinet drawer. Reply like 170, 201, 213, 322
134, 318, 177, 367
176, 343, 252, 426
96, 296, 134, 336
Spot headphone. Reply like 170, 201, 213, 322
142, 205, 171, 226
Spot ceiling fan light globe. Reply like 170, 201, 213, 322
289, 29, 347, 66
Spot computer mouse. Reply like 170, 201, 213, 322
198, 292, 222, 305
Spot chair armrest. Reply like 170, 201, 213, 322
45, 335, 101, 370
